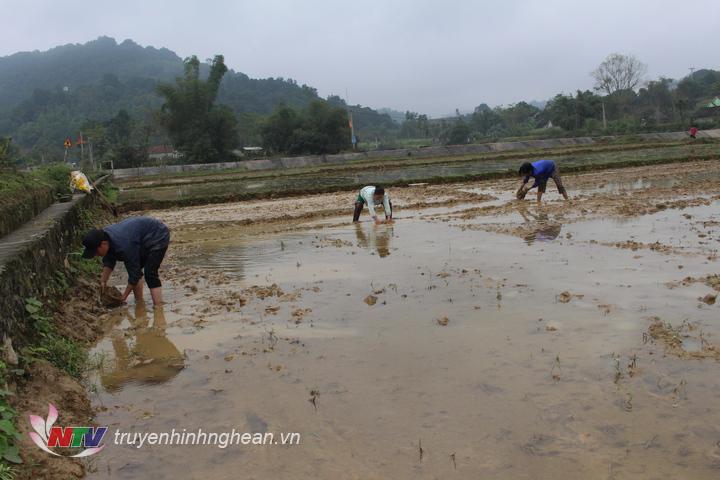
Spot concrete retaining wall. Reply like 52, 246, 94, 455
112, 129, 720, 180
0, 184, 106, 345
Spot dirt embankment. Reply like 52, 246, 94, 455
0, 190, 119, 479
6, 277, 123, 479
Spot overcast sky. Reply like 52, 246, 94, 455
2, 0, 718, 116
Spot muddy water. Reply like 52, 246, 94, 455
87, 188, 720, 479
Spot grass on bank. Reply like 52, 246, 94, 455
0, 164, 73, 200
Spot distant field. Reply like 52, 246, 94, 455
116, 140, 719, 211
118, 139, 695, 187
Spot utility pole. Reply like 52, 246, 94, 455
346, 88, 357, 150
350, 111, 356, 150
79, 131, 85, 164
89, 137, 95, 171
602, 101, 607, 130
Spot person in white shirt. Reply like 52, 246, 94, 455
353, 185, 393, 224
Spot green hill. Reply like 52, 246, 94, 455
0, 37, 395, 152
0, 36, 181, 111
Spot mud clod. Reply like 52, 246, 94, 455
647, 318, 720, 360
100, 286, 124, 307
364, 295, 378, 306
700, 293, 717, 305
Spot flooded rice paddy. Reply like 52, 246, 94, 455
115, 143, 718, 206
87, 160, 720, 479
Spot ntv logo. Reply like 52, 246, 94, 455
29, 404, 107, 457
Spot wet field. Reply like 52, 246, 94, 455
115, 143, 718, 207
87, 160, 720, 479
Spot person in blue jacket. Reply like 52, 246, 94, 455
82, 216, 170, 305
516, 159, 569, 204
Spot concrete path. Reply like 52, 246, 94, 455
0, 194, 84, 275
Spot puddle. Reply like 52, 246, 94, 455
87, 163, 720, 479
681, 338, 703, 353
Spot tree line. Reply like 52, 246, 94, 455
401, 54, 719, 146
3, 51, 719, 168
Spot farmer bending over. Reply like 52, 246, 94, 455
517, 160, 569, 205
82, 216, 170, 305
353, 185, 393, 224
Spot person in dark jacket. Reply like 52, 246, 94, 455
82, 216, 170, 305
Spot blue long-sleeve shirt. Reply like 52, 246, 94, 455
102, 217, 170, 285
523, 159, 557, 189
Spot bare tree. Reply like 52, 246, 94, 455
591, 53, 647, 95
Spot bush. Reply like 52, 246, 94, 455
0, 383, 22, 466
24, 298, 87, 379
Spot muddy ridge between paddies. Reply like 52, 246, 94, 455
114, 142, 720, 211
79, 159, 720, 479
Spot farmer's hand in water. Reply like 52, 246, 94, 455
386, 218, 394, 224
121, 284, 133, 302
100, 279, 107, 291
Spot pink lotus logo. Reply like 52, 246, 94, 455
29, 404, 107, 457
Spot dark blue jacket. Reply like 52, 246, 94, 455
102, 217, 170, 285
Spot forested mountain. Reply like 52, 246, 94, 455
0, 37, 392, 152
0, 37, 180, 111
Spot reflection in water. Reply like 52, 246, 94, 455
516, 205, 563, 245
354, 223, 394, 257
101, 303, 185, 392
524, 223, 562, 244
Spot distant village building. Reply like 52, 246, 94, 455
148, 145, 182, 161
697, 97, 720, 117
232, 146, 265, 158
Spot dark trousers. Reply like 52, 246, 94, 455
352, 200, 393, 222
141, 246, 168, 289
353, 201, 364, 222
